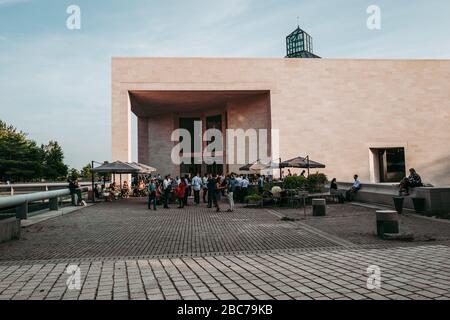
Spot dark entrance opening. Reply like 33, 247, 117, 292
179, 117, 201, 177
377, 148, 406, 183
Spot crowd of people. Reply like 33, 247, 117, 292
86, 168, 423, 210
144, 173, 262, 212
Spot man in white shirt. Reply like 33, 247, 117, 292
346, 174, 361, 201
163, 175, 171, 208
192, 173, 202, 205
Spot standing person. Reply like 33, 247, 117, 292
176, 179, 187, 208
330, 178, 338, 192
171, 177, 179, 203
300, 170, 306, 178
192, 173, 202, 205
241, 175, 249, 203
227, 174, 237, 212
207, 174, 216, 208
257, 175, 264, 193
220, 174, 226, 196
163, 175, 171, 209
202, 173, 208, 203
213, 177, 224, 212
235, 175, 243, 203
147, 179, 157, 211
157, 174, 163, 186
183, 175, 190, 206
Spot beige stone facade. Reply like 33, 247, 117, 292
112, 58, 450, 186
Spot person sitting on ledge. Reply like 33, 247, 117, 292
346, 175, 361, 201
330, 178, 345, 203
399, 168, 423, 196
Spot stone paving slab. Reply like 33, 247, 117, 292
0, 245, 448, 300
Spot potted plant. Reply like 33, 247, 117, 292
245, 194, 263, 207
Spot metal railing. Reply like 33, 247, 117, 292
0, 187, 89, 220
0, 182, 91, 196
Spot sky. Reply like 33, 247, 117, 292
0, 0, 449, 170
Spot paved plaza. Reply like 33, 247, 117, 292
0, 199, 449, 300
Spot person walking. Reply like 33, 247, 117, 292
147, 179, 157, 211
227, 174, 237, 212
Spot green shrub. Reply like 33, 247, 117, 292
283, 176, 307, 190
245, 194, 263, 202
307, 172, 328, 193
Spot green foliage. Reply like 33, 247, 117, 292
307, 172, 328, 193
282, 173, 328, 193
42, 141, 68, 180
69, 168, 81, 181
283, 176, 308, 190
245, 194, 263, 202
0, 120, 68, 182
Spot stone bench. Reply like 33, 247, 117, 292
336, 183, 450, 218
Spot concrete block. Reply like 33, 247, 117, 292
49, 197, 59, 211
0, 218, 21, 243
16, 201, 28, 220
312, 199, 326, 216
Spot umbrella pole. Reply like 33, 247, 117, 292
91, 160, 95, 203
279, 157, 282, 181
307, 156, 310, 177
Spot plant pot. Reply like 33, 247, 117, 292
412, 198, 426, 214
393, 196, 404, 215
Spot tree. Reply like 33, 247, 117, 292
68, 168, 80, 181
42, 141, 68, 181
0, 120, 44, 182
80, 163, 101, 181
0, 120, 69, 182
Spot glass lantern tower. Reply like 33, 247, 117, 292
286, 26, 320, 58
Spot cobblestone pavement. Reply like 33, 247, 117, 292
277, 203, 450, 246
0, 199, 449, 300
0, 199, 344, 263
0, 245, 449, 300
